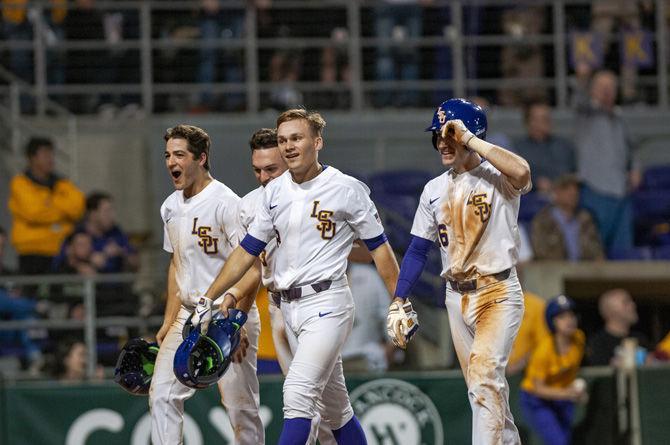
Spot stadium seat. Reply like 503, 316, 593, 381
369, 170, 432, 197
641, 165, 670, 189
607, 246, 653, 261
632, 189, 670, 221
653, 245, 670, 260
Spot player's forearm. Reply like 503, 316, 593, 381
226, 261, 261, 313
163, 258, 181, 325
369, 242, 400, 298
204, 246, 257, 301
467, 136, 531, 190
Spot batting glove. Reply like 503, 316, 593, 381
387, 298, 419, 349
191, 296, 214, 334
442, 119, 475, 147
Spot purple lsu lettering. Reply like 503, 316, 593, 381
191, 217, 219, 254
310, 200, 336, 239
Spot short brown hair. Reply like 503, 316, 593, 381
164, 124, 211, 170
249, 128, 278, 151
276, 109, 326, 137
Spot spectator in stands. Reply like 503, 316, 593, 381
520, 295, 588, 445
62, 192, 138, 273
195, 0, 245, 111
373, 0, 427, 107
586, 288, 649, 366
318, 27, 350, 109
514, 100, 577, 194
52, 337, 103, 381
471, 97, 514, 151
531, 174, 605, 261
0, 225, 45, 373
498, 5, 548, 106
507, 291, 550, 375
1, 0, 33, 82
55, 232, 102, 276
573, 69, 640, 254
341, 243, 395, 373
8, 137, 85, 276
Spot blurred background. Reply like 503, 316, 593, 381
1, 0, 670, 444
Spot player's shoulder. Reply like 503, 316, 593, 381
327, 166, 371, 195
422, 171, 450, 195
208, 179, 240, 202
264, 170, 292, 196
240, 185, 264, 210
160, 190, 182, 220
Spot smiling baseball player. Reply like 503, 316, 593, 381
151, 124, 263, 445
390, 98, 532, 444
239, 127, 336, 445
193, 109, 406, 445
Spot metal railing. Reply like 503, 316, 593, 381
0, 0, 667, 114
0, 274, 162, 379
0, 65, 78, 179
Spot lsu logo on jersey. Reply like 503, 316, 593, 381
467, 192, 491, 223
191, 217, 219, 254
310, 200, 336, 239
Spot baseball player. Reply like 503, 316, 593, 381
239, 127, 336, 445
194, 109, 408, 445
151, 124, 264, 444
390, 98, 532, 444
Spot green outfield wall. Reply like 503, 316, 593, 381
1, 368, 667, 444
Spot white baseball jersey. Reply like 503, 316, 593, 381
247, 166, 385, 289
239, 186, 278, 290
410, 161, 531, 281
160, 179, 242, 306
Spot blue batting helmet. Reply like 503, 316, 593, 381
426, 98, 487, 149
114, 338, 159, 396
545, 295, 577, 333
173, 309, 247, 389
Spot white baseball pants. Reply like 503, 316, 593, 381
444, 268, 524, 445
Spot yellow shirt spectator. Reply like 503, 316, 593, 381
508, 291, 550, 373
521, 329, 586, 392
9, 172, 85, 257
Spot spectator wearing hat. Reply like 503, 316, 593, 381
531, 174, 604, 261
520, 295, 588, 445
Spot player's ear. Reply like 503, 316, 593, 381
198, 152, 207, 168
314, 135, 323, 152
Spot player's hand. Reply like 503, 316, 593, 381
442, 119, 474, 146
386, 297, 419, 349
231, 326, 250, 364
156, 323, 170, 346
191, 296, 214, 334
213, 292, 238, 318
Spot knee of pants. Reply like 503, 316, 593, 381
466, 354, 504, 397
283, 382, 320, 419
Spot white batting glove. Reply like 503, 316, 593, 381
386, 298, 419, 349
442, 119, 475, 147
191, 296, 214, 334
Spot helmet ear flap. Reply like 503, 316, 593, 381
432, 132, 439, 151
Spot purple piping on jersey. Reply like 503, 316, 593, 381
394, 235, 433, 298
363, 232, 388, 251
240, 234, 267, 257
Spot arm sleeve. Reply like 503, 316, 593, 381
345, 182, 385, 240
394, 235, 433, 298
247, 186, 276, 243
160, 202, 173, 253
410, 184, 438, 241
219, 195, 243, 248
